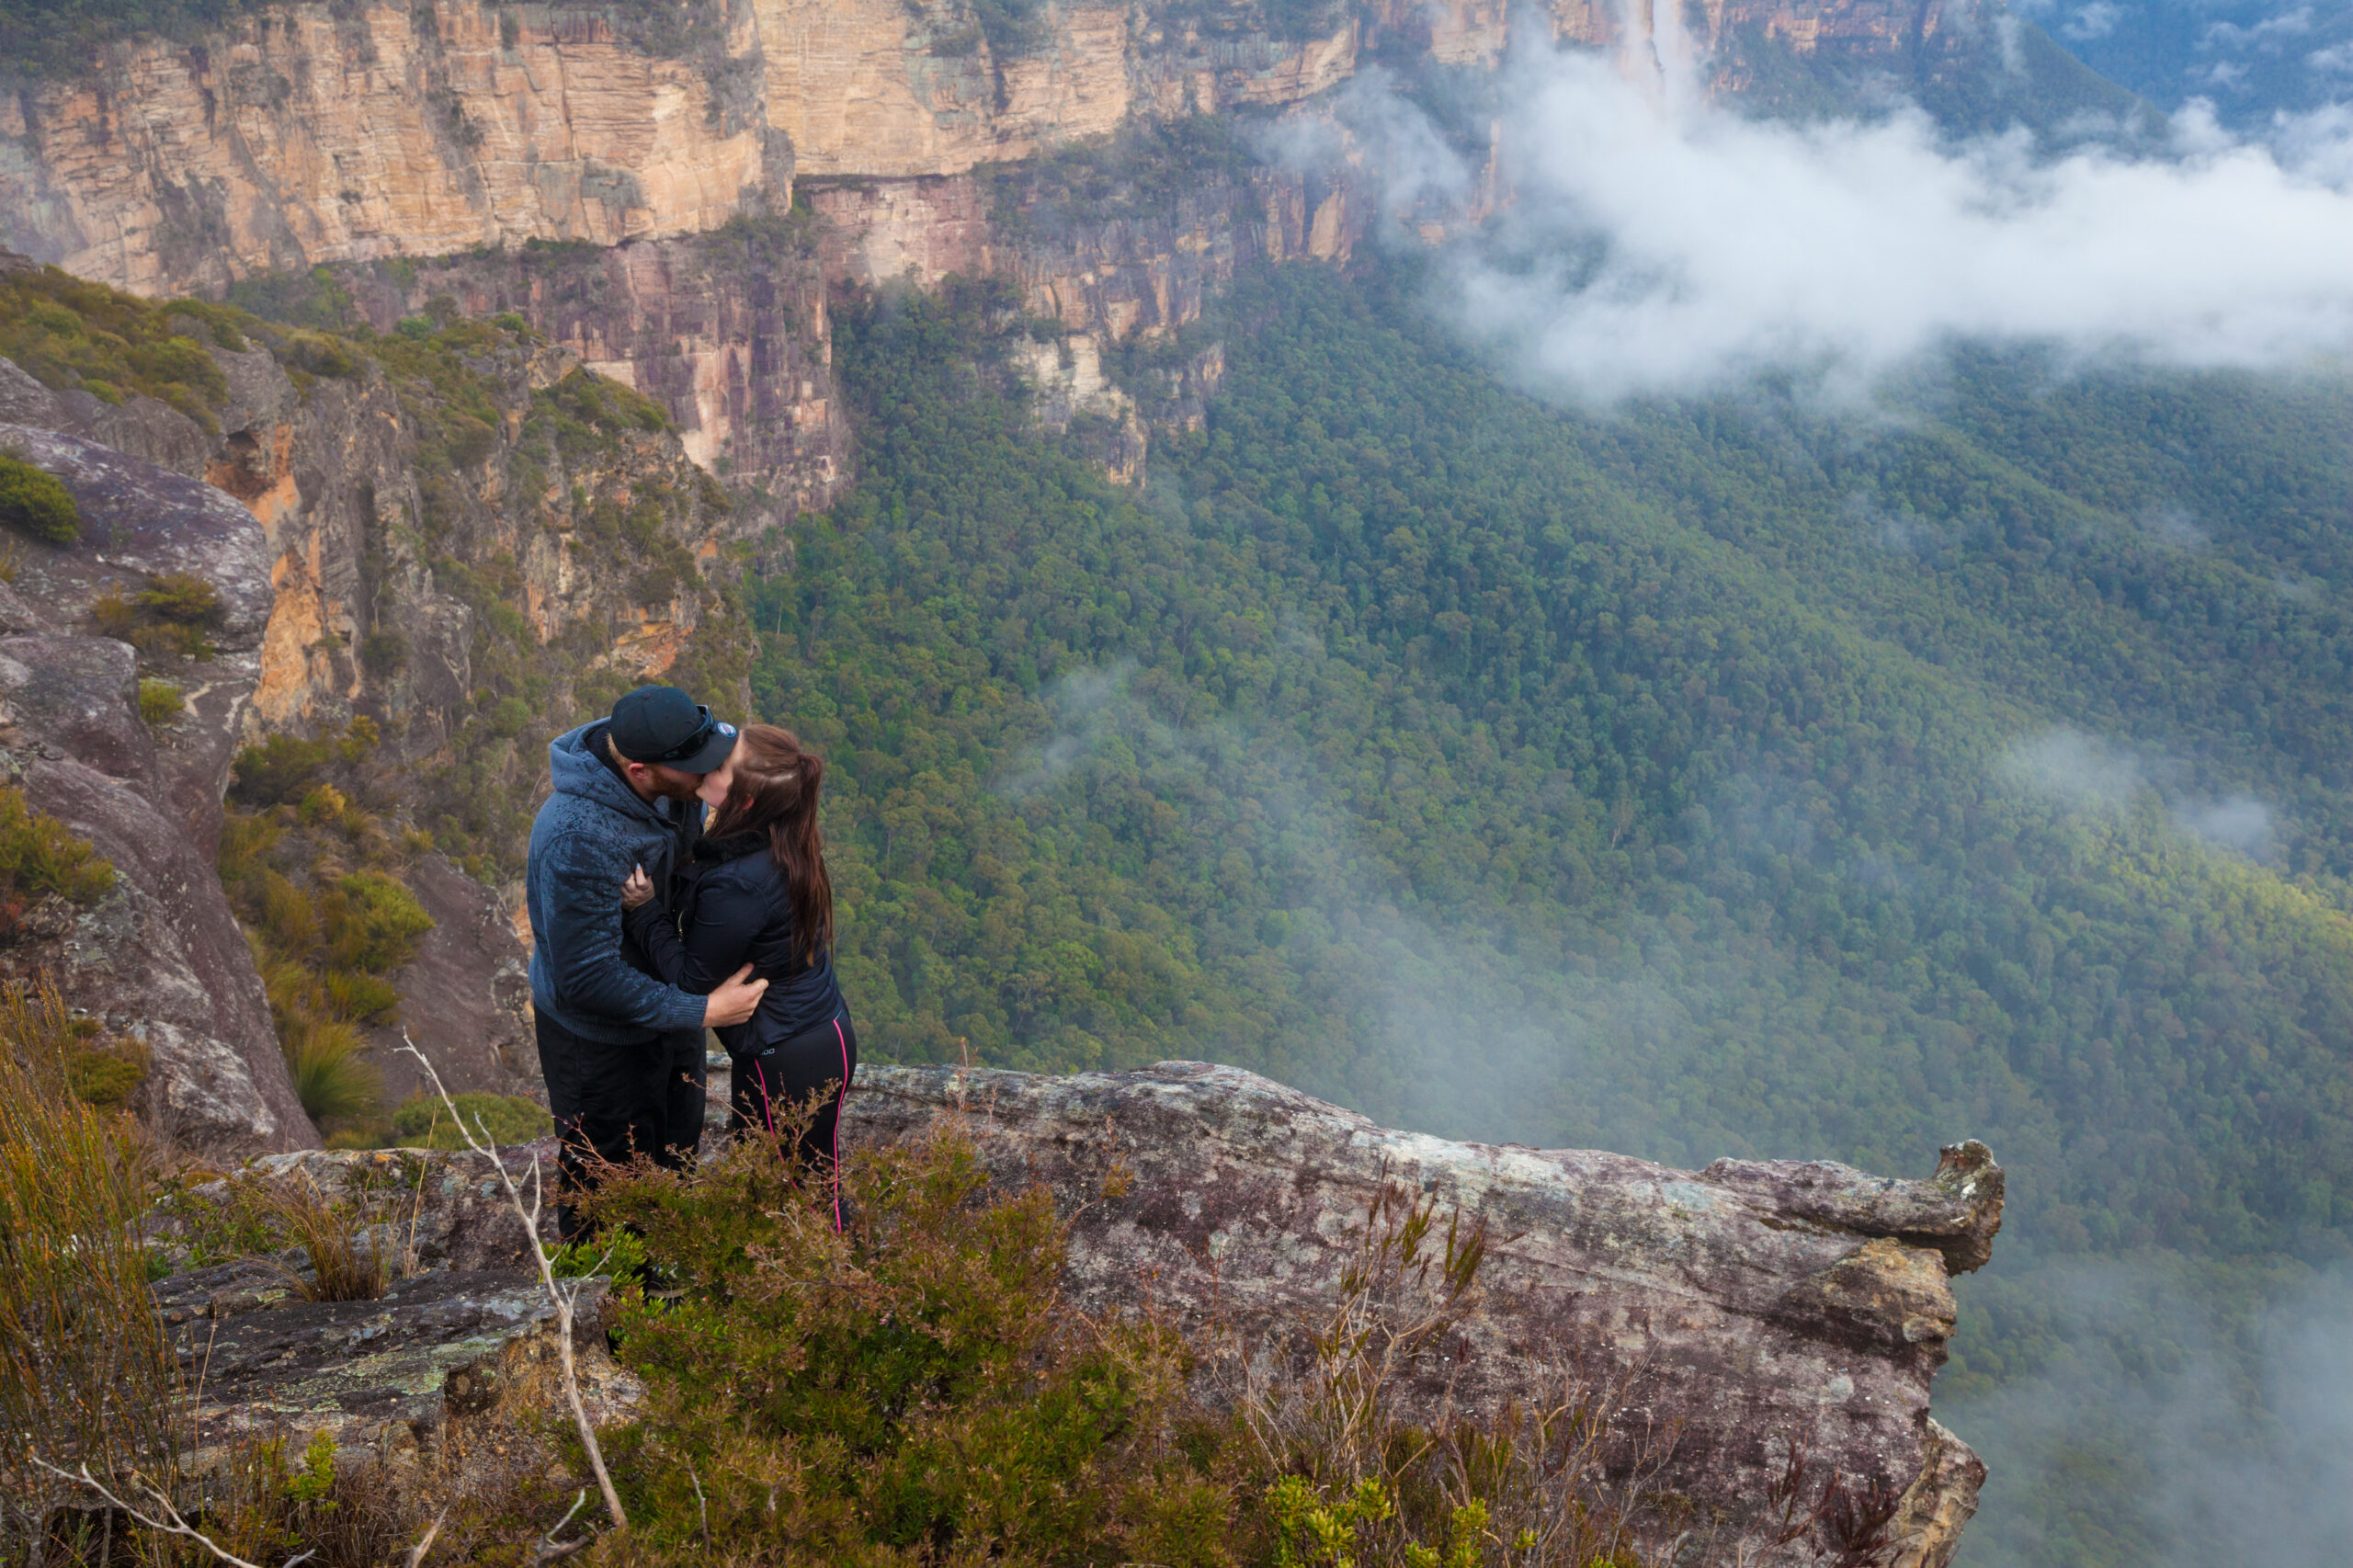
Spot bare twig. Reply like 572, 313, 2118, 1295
529, 1490, 595, 1566
688, 1456, 711, 1550
400, 1035, 627, 1535
28, 1457, 315, 1568
404, 1506, 449, 1567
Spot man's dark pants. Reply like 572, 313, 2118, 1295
539, 1011, 675, 1240
660, 1027, 708, 1165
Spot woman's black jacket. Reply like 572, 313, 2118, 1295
622, 830, 846, 1057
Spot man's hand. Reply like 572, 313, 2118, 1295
703, 963, 768, 1027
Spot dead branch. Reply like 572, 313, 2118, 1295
529, 1490, 594, 1566
399, 1036, 628, 1535
28, 1456, 315, 1568
404, 1506, 448, 1567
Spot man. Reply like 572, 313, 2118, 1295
527, 685, 767, 1235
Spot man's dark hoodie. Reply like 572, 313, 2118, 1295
527, 721, 707, 1041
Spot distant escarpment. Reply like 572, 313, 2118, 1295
0, 0, 2008, 499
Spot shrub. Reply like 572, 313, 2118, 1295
65, 1037, 148, 1109
89, 575, 220, 661
321, 871, 435, 974
387, 1090, 551, 1150
136, 677, 184, 725
280, 1010, 381, 1126
229, 717, 381, 806
0, 983, 180, 1517
135, 570, 223, 625
251, 1169, 390, 1302
0, 451, 78, 544
0, 786, 115, 904
581, 1120, 1230, 1565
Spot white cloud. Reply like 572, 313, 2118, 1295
2062, 2, 2124, 42
1305, 36, 2353, 403
2201, 6, 2315, 51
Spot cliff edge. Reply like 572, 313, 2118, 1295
847, 1060, 2001, 1567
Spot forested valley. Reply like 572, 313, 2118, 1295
749, 261, 2353, 1568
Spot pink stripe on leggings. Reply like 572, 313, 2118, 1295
830, 1016, 850, 1233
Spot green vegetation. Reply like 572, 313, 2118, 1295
380, 1089, 551, 1151
136, 677, 184, 725
92, 570, 225, 661
751, 266, 2353, 1568
0, 983, 178, 1524
0, 263, 236, 427
566, 1119, 1689, 1566
0, 786, 115, 908
0, 452, 79, 545
220, 726, 436, 1132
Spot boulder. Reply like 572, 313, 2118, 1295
842, 1061, 2004, 1568
153, 1262, 636, 1465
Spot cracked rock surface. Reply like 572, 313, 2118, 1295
844, 1060, 2004, 1568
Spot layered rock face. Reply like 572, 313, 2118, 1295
0, 0, 1969, 298
0, 383, 313, 1156
329, 222, 847, 514
845, 1061, 2003, 1568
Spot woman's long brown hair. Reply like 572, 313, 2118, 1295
706, 724, 834, 964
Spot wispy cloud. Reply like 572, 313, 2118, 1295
1281, 28, 2353, 403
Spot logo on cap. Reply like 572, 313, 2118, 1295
719, 722, 737, 737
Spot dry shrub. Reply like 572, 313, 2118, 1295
0, 981, 180, 1552
251, 1166, 392, 1303
1223, 1177, 1691, 1568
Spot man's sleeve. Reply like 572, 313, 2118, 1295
538, 831, 709, 1034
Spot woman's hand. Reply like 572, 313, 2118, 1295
620, 864, 655, 911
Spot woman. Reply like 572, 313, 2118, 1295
620, 723, 856, 1225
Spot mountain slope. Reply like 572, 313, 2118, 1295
749, 261, 2353, 1568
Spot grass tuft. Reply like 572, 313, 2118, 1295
0, 785, 114, 905
0, 449, 77, 545
0, 981, 179, 1516
136, 676, 184, 725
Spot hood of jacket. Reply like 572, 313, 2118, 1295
548, 721, 673, 830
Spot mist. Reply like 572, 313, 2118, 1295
1947, 1261, 2353, 1567
1304, 20, 2353, 401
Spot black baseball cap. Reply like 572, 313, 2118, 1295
608, 685, 739, 772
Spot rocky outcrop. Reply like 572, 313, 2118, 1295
144, 1145, 637, 1464
844, 1060, 2002, 1567
0, 0, 1370, 297
0, 415, 313, 1155
211, 1066, 1999, 1561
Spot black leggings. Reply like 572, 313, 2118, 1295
730, 1012, 858, 1228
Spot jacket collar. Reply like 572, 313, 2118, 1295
694, 830, 768, 864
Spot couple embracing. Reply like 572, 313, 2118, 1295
524, 684, 858, 1234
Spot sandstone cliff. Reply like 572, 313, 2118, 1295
0, 0, 1979, 298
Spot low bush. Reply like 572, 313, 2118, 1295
0, 786, 114, 905
136, 676, 184, 725
252, 1169, 391, 1302
278, 1006, 381, 1126
89, 570, 223, 661
386, 1090, 551, 1150
0, 450, 78, 545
